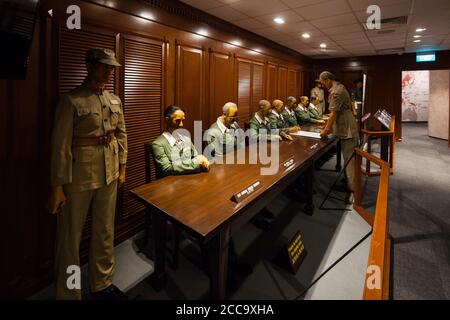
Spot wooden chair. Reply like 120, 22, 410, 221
144, 143, 181, 269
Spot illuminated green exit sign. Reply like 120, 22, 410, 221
416, 52, 436, 62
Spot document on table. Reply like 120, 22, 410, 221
290, 131, 322, 139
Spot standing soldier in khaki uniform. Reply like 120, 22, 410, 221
319, 71, 358, 194
311, 80, 326, 117
47, 48, 128, 300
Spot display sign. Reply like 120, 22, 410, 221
231, 181, 261, 203
282, 156, 295, 170
374, 109, 392, 130
286, 231, 307, 274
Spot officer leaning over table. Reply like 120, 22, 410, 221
319, 71, 359, 196
47, 48, 128, 300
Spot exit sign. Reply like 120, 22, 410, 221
416, 53, 436, 62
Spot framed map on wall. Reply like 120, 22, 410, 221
402, 71, 429, 122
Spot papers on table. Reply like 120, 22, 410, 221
290, 131, 322, 139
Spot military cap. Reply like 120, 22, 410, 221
85, 48, 121, 66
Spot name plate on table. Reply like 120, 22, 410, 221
282, 156, 295, 170
286, 231, 307, 274
231, 181, 261, 203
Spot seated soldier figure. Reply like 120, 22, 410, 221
295, 96, 325, 125
152, 105, 209, 176
249, 99, 282, 142
282, 96, 300, 128
268, 99, 301, 141
206, 102, 244, 158
309, 96, 328, 122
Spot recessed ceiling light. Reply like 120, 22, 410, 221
302, 33, 310, 39
274, 17, 285, 24
140, 11, 154, 20
230, 40, 242, 46
413, 35, 422, 38
320, 43, 327, 48
414, 40, 421, 43
416, 28, 427, 32
197, 29, 209, 37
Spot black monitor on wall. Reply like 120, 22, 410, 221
0, 0, 39, 80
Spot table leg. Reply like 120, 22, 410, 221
336, 140, 342, 172
304, 165, 315, 216
149, 213, 168, 291
206, 227, 230, 300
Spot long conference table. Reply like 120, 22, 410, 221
130, 125, 339, 299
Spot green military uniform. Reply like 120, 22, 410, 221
249, 113, 279, 142
311, 86, 325, 116
281, 107, 299, 127
205, 118, 244, 158
328, 82, 359, 191
294, 105, 312, 124
51, 83, 127, 300
308, 103, 322, 120
268, 110, 290, 134
152, 131, 200, 176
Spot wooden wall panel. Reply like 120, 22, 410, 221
252, 62, 264, 114
237, 59, 251, 127
121, 36, 163, 222
176, 44, 204, 135
277, 66, 288, 102
287, 68, 297, 98
209, 51, 233, 126
266, 63, 278, 103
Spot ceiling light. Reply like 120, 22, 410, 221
320, 43, 327, 48
140, 11, 154, 20
414, 40, 421, 43
413, 35, 422, 38
197, 29, 209, 37
415, 28, 427, 32
230, 40, 242, 46
274, 17, 285, 24
302, 33, 310, 39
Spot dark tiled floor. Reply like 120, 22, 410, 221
389, 123, 450, 300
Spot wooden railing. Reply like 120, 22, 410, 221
361, 115, 396, 176
353, 148, 391, 300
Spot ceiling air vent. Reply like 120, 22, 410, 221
380, 16, 408, 25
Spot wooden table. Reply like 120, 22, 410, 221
131, 127, 337, 299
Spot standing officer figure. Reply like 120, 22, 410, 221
319, 71, 358, 195
47, 48, 128, 300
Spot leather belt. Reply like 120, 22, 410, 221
73, 131, 115, 147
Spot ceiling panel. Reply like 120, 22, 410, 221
294, 0, 352, 20
229, 0, 289, 17
206, 5, 249, 21
180, 0, 450, 58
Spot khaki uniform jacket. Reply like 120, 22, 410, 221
281, 108, 299, 127
206, 121, 244, 157
311, 86, 325, 116
328, 82, 358, 139
152, 133, 200, 176
50, 84, 127, 193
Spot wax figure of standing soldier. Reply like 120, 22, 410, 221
47, 48, 128, 300
319, 71, 359, 197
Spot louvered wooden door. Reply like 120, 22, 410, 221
120, 34, 163, 222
